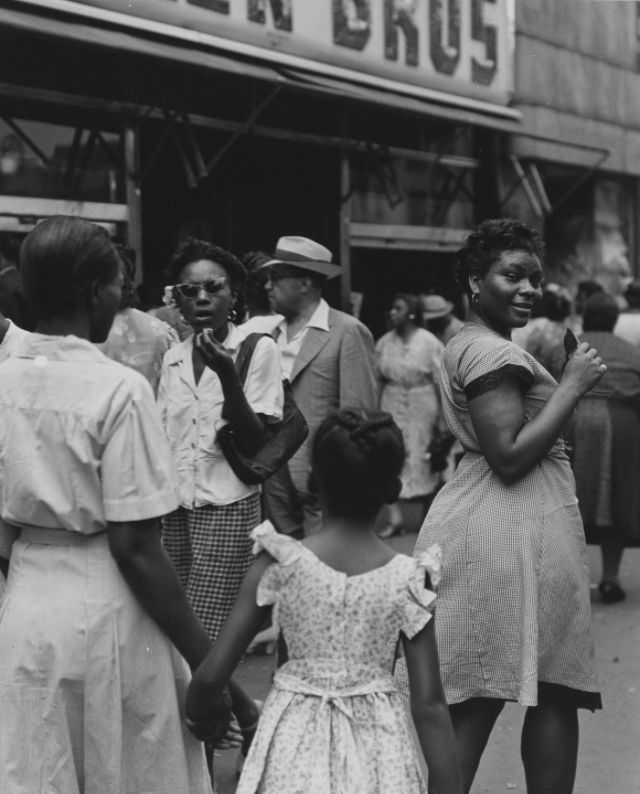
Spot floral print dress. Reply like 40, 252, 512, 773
237, 522, 441, 794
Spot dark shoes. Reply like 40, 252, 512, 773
599, 580, 626, 604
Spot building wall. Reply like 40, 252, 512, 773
499, 1, 640, 293
512, 0, 640, 174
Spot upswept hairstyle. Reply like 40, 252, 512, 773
456, 219, 545, 296
20, 216, 121, 321
167, 237, 248, 320
393, 292, 423, 326
311, 409, 405, 520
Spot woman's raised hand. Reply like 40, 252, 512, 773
195, 329, 235, 377
561, 341, 607, 395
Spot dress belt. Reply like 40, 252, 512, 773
19, 526, 107, 546
273, 670, 397, 710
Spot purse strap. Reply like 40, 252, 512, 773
234, 333, 268, 387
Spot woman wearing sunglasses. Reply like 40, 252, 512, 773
157, 237, 284, 774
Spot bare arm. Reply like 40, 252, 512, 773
186, 554, 273, 723
402, 618, 462, 794
108, 518, 211, 670
470, 342, 606, 484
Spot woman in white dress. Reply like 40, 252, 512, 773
0, 216, 217, 794
376, 293, 445, 536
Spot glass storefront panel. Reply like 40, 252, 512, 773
0, 119, 124, 203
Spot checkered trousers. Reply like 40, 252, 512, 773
162, 493, 261, 641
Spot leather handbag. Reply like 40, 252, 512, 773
217, 333, 309, 485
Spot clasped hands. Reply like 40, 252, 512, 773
184, 685, 242, 749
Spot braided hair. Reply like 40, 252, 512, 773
311, 409, 405, 520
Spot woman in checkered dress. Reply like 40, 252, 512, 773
157, 238, 284, 761
413, 220, 606, 794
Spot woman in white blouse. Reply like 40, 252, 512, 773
158, 238, 284, 763
0, 217, 216, 793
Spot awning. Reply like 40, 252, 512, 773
0, 4, 285, 85
2, 2, 521, 134
281, 69, 522, 134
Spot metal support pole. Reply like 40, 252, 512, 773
123, 118, 143, 282
339, 148, 352, 313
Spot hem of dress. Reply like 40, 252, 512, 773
445, 682, 602, 711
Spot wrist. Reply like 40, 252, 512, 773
556, 379, 582, 403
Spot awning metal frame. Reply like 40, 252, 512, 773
502, 131, 611, 217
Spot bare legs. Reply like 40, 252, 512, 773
521, 702, 578, 794
449, 698, 504, 793
449, 698, 579, 794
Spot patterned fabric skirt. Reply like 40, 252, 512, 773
163, 493, 261, 640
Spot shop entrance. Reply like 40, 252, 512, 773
351, 247, 460, 340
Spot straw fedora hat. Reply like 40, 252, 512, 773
261, 236, 342, 279
421, 294, 454, 319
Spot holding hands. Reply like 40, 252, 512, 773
185, 685, 242, 748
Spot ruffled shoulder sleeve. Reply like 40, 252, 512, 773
401, 544, 441, 639
250, 521, 303, 606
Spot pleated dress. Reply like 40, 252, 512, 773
413, 325, 601, 708
236, 522, 441, 794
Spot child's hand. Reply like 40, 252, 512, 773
185, 685, 239, 746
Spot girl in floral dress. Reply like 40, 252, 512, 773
186, 409, 461, 794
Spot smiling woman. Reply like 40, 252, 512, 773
157, 237, 285, 778
408, 219, 608, 794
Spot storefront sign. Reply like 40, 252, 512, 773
62, 0, 514, 104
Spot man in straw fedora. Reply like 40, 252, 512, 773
260, 236, 377, 535
420, 293, 464, 347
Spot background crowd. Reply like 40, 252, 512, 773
0, 215, 638, 794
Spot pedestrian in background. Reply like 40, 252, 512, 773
421, 293, 464, 346
158, 237, 283, 769
614, 278, 640, 348
0, 216, 213, 794
0, 234, 35, 330
261, 236, 378, 535
376, 293, 445, 536
511, 283, 573, 379
568, 292, 640, 604
99, 245, 177, 395
412, 219, 605, 794
186, 409, 461, 794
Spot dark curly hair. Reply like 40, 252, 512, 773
456, 219, 545, 297
167, 237, 247, 321
20, 216, 121, 321
311, 409, 405, 520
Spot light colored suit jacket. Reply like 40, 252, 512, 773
285, 307, 378, 495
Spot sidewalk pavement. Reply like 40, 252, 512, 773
215, 538, 640, 794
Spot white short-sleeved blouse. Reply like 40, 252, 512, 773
157, 324, 284, 508
0, 334, 179, 537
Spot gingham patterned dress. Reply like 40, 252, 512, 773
414, 324, 600, 707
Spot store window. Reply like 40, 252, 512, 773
0, 119, 124, 204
